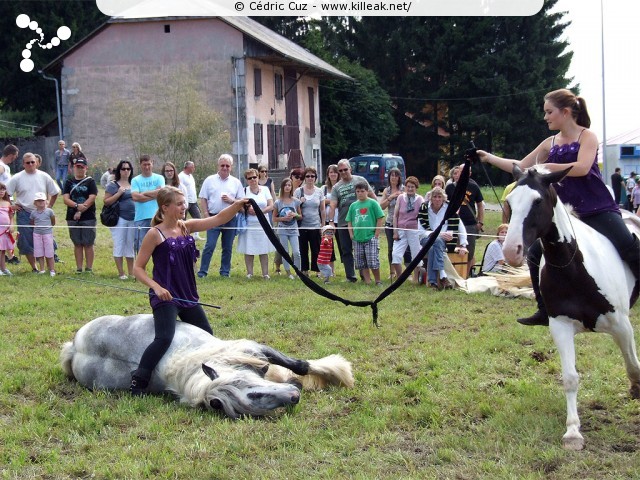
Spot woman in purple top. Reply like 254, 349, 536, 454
131, 186, 248, 395
478, 88, 639, 326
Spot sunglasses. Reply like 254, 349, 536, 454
246, 176, 258, 180
259, 170, 267, 173
121, 167, 131, 171
305, 175, 316, 178
219, 165, 231, 168
24, 161, 36, 165
338, 168, 349, 173
292, 175, 301, 179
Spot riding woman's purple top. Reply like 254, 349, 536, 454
149, 228, 200, 310
548, 137, 619, 217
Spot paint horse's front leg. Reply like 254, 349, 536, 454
549, 318, 584, 450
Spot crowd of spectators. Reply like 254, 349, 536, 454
1, 144, 491, 286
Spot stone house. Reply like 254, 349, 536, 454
43, 14, 351, 179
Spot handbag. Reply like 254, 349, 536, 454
235, 187, 248, 235
235, 211, 248, 235
100, 201, 120, 227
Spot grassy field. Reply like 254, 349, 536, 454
1, 187, 639, 479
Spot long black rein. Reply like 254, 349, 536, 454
246, 160, 472, 327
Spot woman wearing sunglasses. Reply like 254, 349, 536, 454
104, 160, 136, 279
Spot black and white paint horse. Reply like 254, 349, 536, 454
504, 165, 640, 450
61, 315, 354, 418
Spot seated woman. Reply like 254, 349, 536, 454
417, 187, 468, 290
481, 224, 508, 274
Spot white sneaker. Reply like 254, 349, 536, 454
288, 274, 295, 280
263, 275, 271, 280
38, 270, 46, 275
2, 269, 11, 276
119, 275, 128, 280
50, 270, 56, 277
0, 270, 5, 276
246, 274, 253, 279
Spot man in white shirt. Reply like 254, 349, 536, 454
0, 144, 18, 184
131, 154, 165, 253
7, 152, 60, 271
197, 154, 244, 278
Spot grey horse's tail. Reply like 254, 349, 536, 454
60, 341, 76, 378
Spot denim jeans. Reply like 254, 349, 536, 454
278, 231, 301, 272
134, 218, 152, 255
56, 165, 68, 189
426, 237, 447, 285
198, 216, 237, 277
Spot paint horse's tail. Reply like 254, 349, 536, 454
266, 354, 354, 390
60, 341, 76, 378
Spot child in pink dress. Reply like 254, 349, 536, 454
0, 182, 15, 275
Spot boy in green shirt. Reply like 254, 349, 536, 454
346, 182, 385, 285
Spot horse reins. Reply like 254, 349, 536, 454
247, 159, 473, 327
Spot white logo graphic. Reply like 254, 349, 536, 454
16, 14, 72, 73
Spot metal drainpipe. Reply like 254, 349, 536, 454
233, 57, 242, 179
38, 70, 63, 140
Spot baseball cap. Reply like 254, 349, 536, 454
34, 192, 47, 201
321, 225, 335, 234
73, 157, 88, 166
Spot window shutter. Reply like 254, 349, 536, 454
308, 87, 316, 138
254, 68, 262, 97
254, 123, 263, 154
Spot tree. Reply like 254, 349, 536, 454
348, 4, 573, 182
0, 1, 106, 123
319, 58, 398, 162
108, 67, 230, 185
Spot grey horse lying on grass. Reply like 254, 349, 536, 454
60, 314, 354, 418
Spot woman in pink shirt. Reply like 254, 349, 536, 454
391, 176, 424, 282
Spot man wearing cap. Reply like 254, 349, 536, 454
63, 157, 98, 273
7, 152, 60, 271
54, 140, 71, 189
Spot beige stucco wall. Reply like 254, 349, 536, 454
61, 19, 243, 166
244, 58, 320, 171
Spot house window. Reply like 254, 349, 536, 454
254, 123, 263, 155
254, 68, 262, 97
164, 25, 170, 33
308, 87, 316, 138
275, 73, 283, 100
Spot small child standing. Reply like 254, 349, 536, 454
317, 225, 334, 284
30, 192, 56, 276
346, 181, 385, 285
0, 182, 15, 276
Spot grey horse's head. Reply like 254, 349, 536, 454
200, 364, 301, 419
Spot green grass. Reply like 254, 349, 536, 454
1, 192, 639, 479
